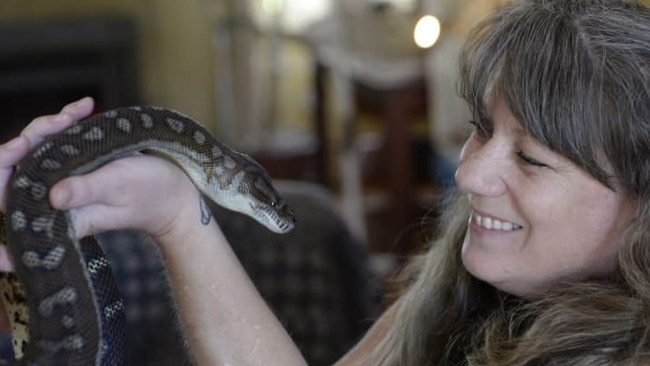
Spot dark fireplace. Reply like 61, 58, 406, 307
0, 18, 140, 142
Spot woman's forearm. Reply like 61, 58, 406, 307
155, 198, 307, 366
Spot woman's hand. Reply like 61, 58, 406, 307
0, 97, 95, 271
0, 97, 205, 248
0, 97, 204, 331
0, 97, 94, 331
50, 154, 204, 241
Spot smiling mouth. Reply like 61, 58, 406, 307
472, 211, 523, 231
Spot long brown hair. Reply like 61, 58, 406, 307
364, 0, 650, 365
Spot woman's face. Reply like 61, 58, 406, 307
455, 97, 637, 297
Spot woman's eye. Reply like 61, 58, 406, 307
517, 151, 546, 167
469, 120, 490, 138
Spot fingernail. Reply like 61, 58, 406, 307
71, 97, 91, 107
70, 99, 84, 107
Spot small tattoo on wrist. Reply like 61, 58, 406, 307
199, 197, 212, 225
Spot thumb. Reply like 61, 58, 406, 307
49, 173, 128, 238
49, 174, 95, 212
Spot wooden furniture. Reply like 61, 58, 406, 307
307, 15, 433, 254
313, 61, 431, 253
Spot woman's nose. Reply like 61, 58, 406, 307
455, 140, 508, 197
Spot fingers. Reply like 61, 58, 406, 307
50, 155, 138, 212
20, 97, 94, 147
50, 172, 96, 212
49, 164, 120, 238
0, 138, 28, 212
61, 96, 95, 117
49, 155, 197, 238
0, 97, 95, 211
0, 97, 95, 273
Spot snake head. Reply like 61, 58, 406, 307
238, 171, 296, 234
207, 153, 296, 234
199, 148, 296, 233
259, 196, 296, 234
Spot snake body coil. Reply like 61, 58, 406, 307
1, 106, 295, 365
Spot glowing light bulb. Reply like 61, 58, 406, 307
414, 15, 441, 49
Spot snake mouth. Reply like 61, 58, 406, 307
261, 203, 295, 233
276, 221, 293, 233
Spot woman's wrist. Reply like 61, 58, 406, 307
154, 199, 307, 365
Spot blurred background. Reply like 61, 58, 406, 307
3, 0, 645, 364
0, 0, 512, 263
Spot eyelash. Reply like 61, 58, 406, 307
468, 121, 547, 168
469, 120, 492, 139
517, 151, 546, 167
469, 120, 490, 138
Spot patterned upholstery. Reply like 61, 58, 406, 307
214, 180, 380, 365
1, 180, 380, 365
98, 230, 189, 366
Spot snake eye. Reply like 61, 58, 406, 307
271, 201, 278, 208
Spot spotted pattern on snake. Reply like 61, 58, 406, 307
0, 107, 296, 365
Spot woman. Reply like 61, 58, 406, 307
1, 0, 649, 364
351, 0, 650, 364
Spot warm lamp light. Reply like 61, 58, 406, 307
414, 14, 441, 49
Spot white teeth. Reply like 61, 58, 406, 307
472, 212, 522, 231
484, 217, 493, 229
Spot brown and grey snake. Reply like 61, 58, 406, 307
0, 106, 296, 365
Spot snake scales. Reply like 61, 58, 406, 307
0, 106, 296, 365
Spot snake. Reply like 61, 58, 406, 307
0, 106, 296, 365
